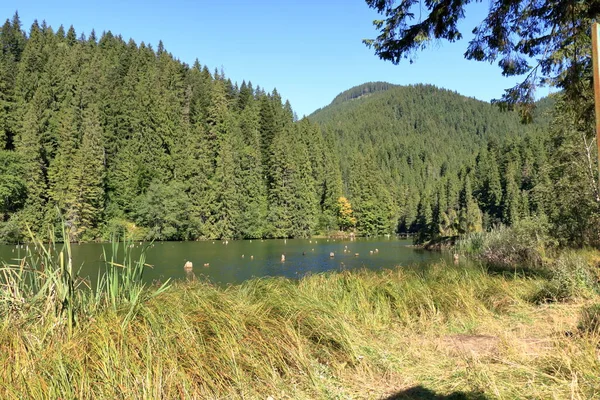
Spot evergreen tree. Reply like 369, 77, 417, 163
237, 100, 268, 238
502, 162, 521, 226
319, 128, 343, 232
458, 174, 482, 234
547, 94, 600, 246
414, 193, 433, 243
0, 150, 25, 221
212, 114, 241, 239
473, 147, 502, 225
267, 125, 294, 238
69, 107, 105, 240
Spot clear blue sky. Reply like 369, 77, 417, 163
0, 1, 550, 117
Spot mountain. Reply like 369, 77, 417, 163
309, 82, 550, 237
326, 81, 397, 108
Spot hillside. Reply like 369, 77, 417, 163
0, 15, 339, 242
326, 81, 397, 107
310, 82, 551, 236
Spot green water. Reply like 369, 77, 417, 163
0, 237, 454, 286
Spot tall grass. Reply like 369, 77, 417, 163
0, 229, 170, 334
1, 257, 599, 398
96, 238, 170, 327
456, 218, 599, 303
0, 226, 86, 334
455, 217, 556, 268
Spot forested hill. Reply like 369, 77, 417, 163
0, 14, 562, 243
325, 81, 397, 107
310, 83, 552, 238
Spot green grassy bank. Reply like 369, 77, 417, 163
1, 241, 599, 399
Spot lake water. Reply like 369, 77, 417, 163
0, 238, 453, 286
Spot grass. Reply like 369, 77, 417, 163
0, 228, 170, 333
1, 243, 599, 399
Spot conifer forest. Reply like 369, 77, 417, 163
0, 13, 597, 247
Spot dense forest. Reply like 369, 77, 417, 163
312, 83, 550, 235
0, 13, 596, 245
0, 14, 344, 242
313, 82, 598, 246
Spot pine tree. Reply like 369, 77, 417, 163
0, 57, 14, 149
547, 94, 600, 245
0, 150, 25, 221
267, 123, 298, 238
212, 113, 241, 239
414, 193, 433, 243
185, 121, 214, 239
237, 100, 268, 238
502, 162, 521, 226
287, 125, 318, 237
70, 107, 105, 239
0, 13, 26, 150
47, 100, 79, 218
348, 151, 394, 236
458, 174, 482, 234
237, 80, 253, 111
319, 128, 343, 232
17, 98, 49, 233
66, 25, 76, 46
473, 147, 502, 225
258, 93, 277, 171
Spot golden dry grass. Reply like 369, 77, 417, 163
0, 262, 599, 399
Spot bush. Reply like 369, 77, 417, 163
0, 217, 24, 244
529, 252, 598, 303
102, 218, 148, 241
456, 216, 557, 268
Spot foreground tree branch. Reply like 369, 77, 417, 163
364, 0, 600, 119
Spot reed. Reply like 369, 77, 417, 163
96, 237, 170, 327
0, 225, 85, 335
0, 229, 170, 334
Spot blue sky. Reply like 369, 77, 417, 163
0, 1, 550, 117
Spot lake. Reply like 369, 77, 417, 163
0, 237, 453, 286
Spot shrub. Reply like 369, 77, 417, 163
102, 218, 148, 241
456, 216, 557, 268
530, 252, 598, 303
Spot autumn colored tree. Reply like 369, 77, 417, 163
337, 196, 356, 231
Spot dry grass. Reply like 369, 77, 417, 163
0, 259, 599, 399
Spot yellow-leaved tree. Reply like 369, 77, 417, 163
337, 196, 356, 231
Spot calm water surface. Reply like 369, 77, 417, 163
0, 238, 453, 286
